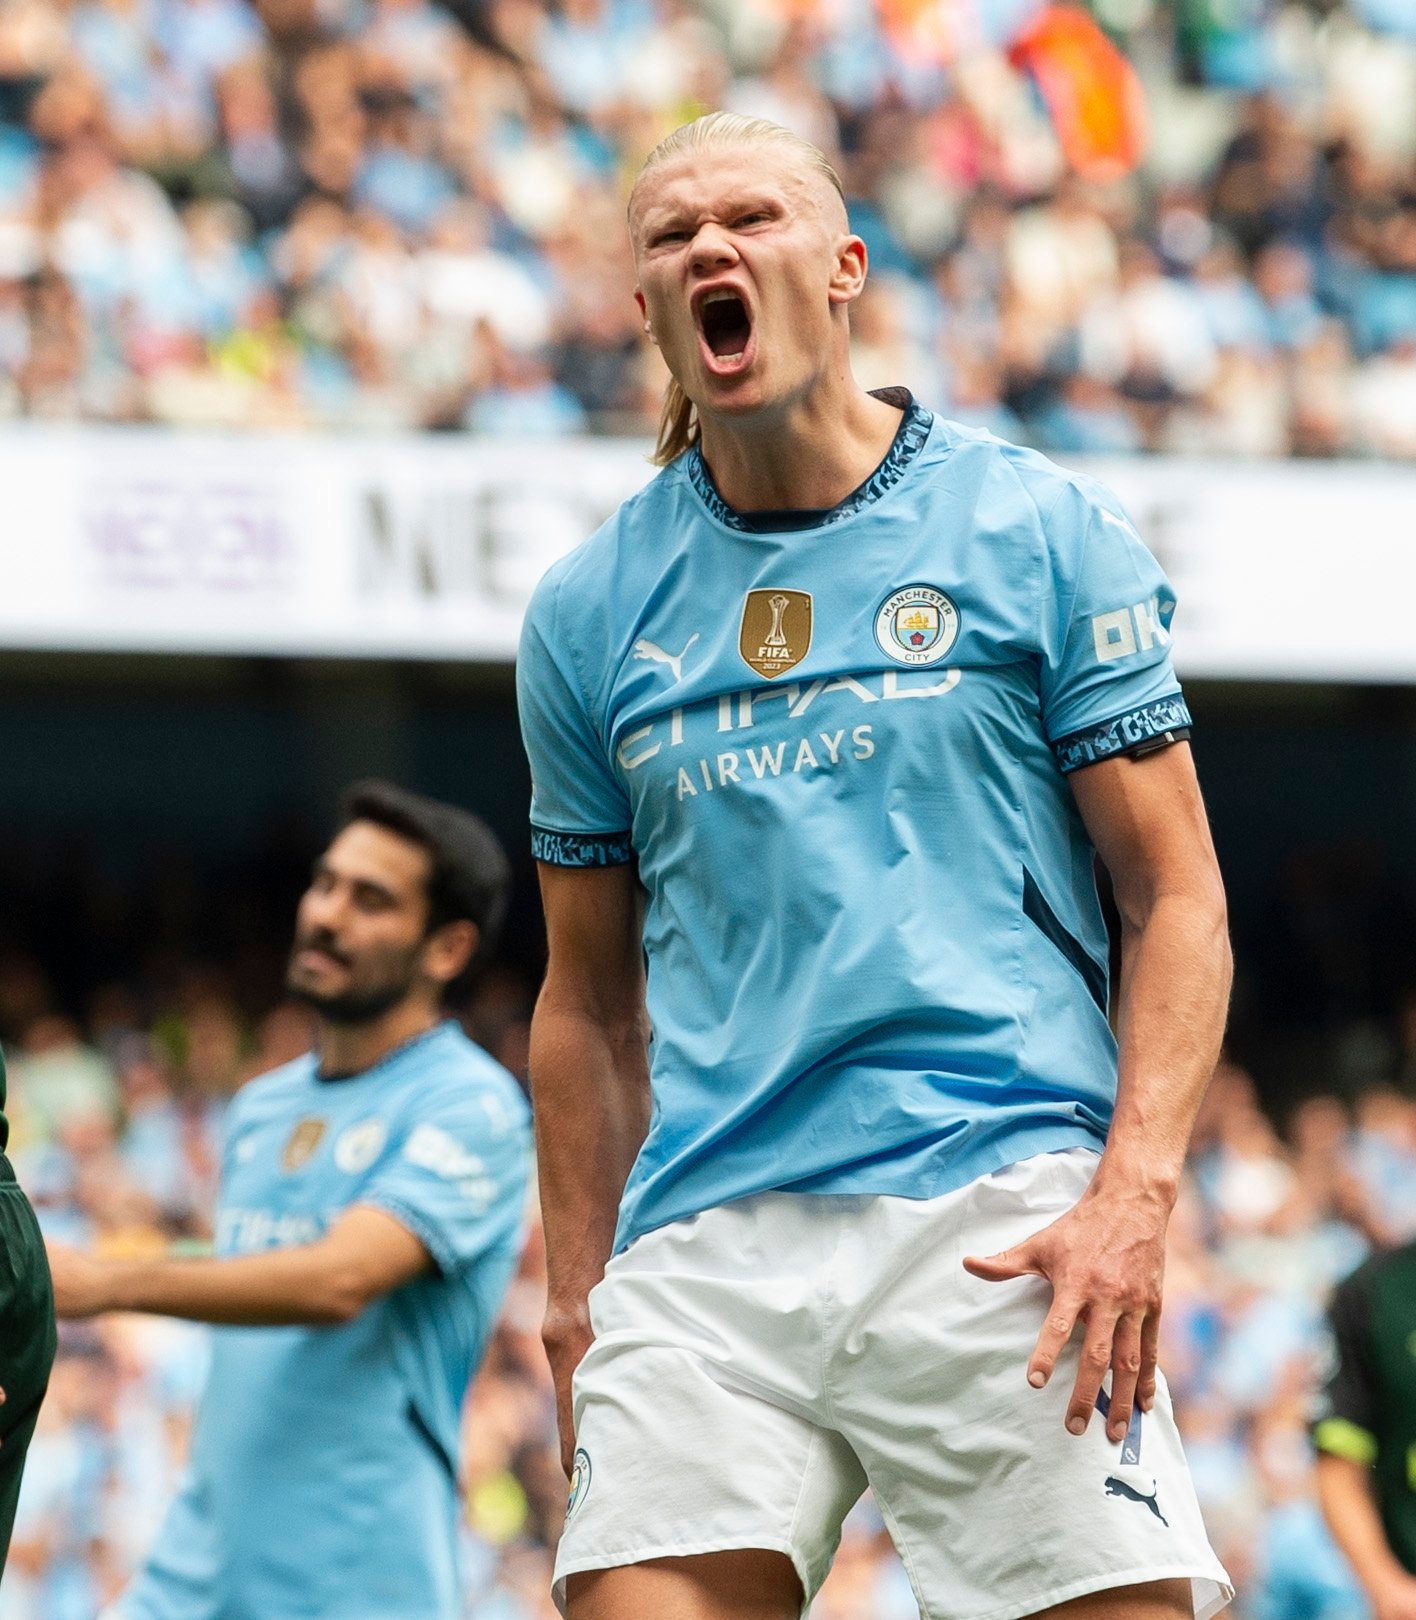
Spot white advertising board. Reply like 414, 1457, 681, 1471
0, 427, 1413, 680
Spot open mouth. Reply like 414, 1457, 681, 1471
696, 289, 753, 372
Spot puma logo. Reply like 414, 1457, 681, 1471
632, 634, 700, 684
1098, 508, 1138, 538
1104, 1475, 1168, 1527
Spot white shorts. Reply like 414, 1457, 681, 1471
554, 1148, 1231, 1620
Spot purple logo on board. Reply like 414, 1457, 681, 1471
85, 477, 294, 592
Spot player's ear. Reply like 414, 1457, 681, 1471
424, 919, 479, 988
633, 287, 656, 342
827, 236, 868, 307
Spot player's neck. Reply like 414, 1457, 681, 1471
314, 999, 442, 1079
695, 376, 902, 515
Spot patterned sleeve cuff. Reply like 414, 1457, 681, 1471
1312, 1416, 1378, 1465
531, 826, 634, 867
361, 1194, 458, 1276
1052, 696, 1193, 775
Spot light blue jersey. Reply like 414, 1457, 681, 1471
120, 1022, 531, 1620
518, 392, 1191, 1253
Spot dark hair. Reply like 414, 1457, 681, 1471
338, 780, 511, 977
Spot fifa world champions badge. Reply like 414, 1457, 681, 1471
874, 585, 960, 667
739, 588, 813, 679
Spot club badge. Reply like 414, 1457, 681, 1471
334, 1117, 387, 1174
566, 1447, 592, 1520
874, 585, 959, 667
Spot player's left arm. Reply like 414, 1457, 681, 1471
965, 740, 1231, 1443
47, 1204, 432, 1326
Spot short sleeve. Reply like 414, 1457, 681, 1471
517, 570, 634, 867
1039, 478, 1192, 775
358, 1087, 531, 1278
1311, 1267, 1380, 1465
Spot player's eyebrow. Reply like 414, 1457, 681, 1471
640, 189, 787, 237
718, 190, 783, 214
350, 878, 400, 908
310, 858, 399, 908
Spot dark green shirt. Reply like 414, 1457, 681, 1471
0, 1044, 7, 1157
1313, 1242, 1416, 1572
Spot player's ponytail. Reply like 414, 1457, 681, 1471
653, 376, 698, 466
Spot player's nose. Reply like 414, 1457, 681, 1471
302, 885, 348, 934
688, 223, 739, 273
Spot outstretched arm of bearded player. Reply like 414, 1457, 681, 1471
47, 1205, 431, 1325
965, 741, 1230, 1446
531, 860, 651, 1478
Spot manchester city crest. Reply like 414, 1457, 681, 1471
566, 1447, 592, 1520
334, 1117, 387, 1174
874, 584, 960, 667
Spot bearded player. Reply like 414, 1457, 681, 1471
518, 113, 1233, 1620
47, 782, 531, 1619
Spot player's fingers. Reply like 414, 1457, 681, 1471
1026, 1292, 1082, 1390
1106, 1312, 1145, 1443
1137, 1308, 1161, 1413
1066, 1309, 1120, 1436
961, 1241, 1044, 1284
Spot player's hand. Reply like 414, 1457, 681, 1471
962, 1178, 1170, 1444
542, 1301, 593, 1479
46, 1241, 113, 1319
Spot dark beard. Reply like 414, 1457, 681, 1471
285, 964, 418, 1026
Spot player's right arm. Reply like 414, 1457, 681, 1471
515, 556, 650, 1475
532, 860, 651, 1477
1313, 1263, 1416, 1620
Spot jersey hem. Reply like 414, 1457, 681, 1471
612, 1120, 1106, 1255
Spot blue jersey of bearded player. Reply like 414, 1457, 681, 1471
118, 1023, 530, 1620
518, 392, 1190, 1255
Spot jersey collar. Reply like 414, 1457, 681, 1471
315, 1019, 450, 1084
682, 387, 932, 534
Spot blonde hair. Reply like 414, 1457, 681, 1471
631, 113, 846, 467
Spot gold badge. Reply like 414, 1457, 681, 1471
282, 1117, 326, 1171
739, 589, 812, 680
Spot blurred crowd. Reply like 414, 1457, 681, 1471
0, 0, 1412, 454
3, 946, 1416, 1617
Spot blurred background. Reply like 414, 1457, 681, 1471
0, 0, 1415, 1614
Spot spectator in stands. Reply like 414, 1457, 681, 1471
0, 0, 1409, 455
